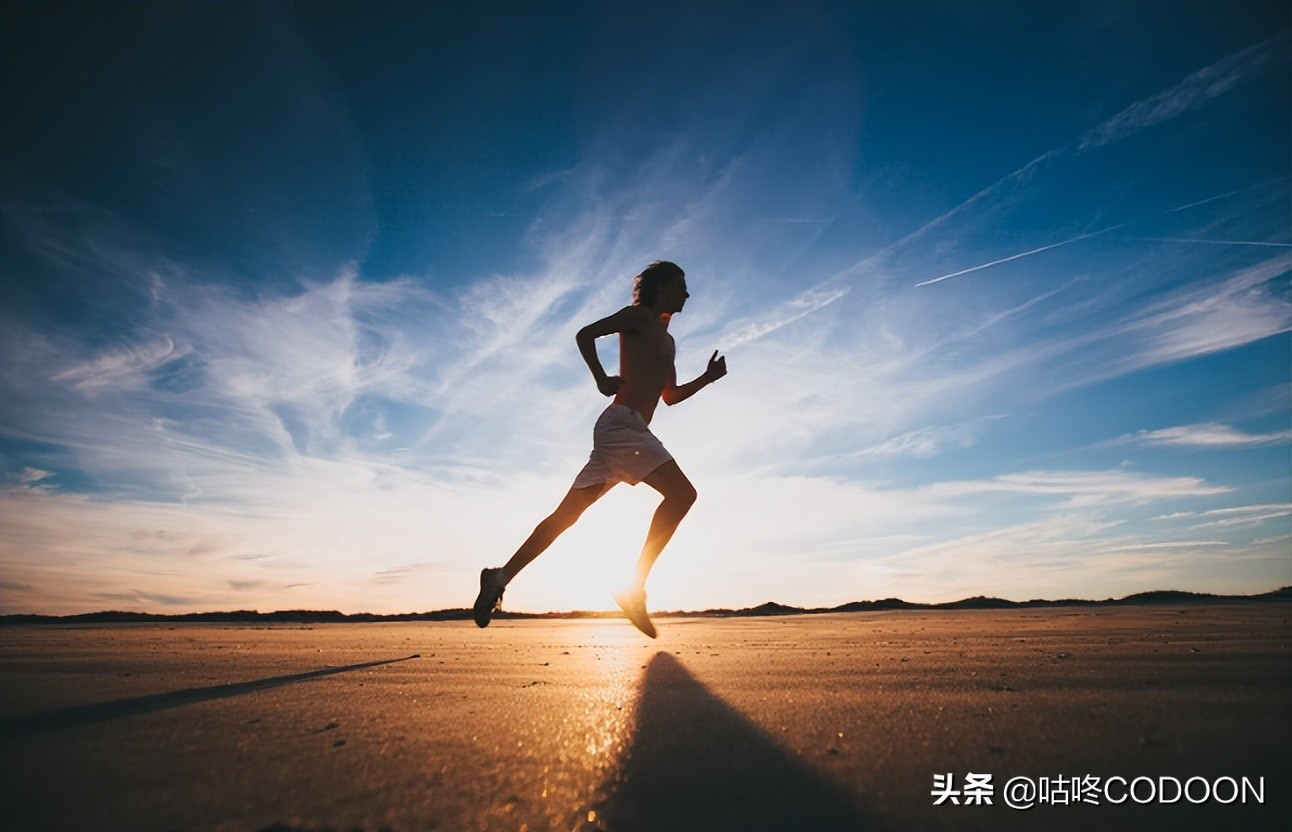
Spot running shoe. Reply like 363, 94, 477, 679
613, 589, 657, 638
473, 568, 507, 628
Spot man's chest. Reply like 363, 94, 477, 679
625, 329, 675, 367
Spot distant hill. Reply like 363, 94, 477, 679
2, 587, 1287, 625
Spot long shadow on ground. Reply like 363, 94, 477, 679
0, 654, 419, 739
595, 651, 883, 832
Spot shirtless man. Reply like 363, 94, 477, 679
472, 261, 727, 637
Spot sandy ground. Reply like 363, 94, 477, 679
1, 604, 1288, 832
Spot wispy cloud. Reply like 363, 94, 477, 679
850, 418, 1001, 461
1155, 504, 1292, 529
51, 336, 190, 395
1115, 423, 1292, 449
11, 468, 53, 486
370, 563, 441, 585
1022, 252, 1292, 393
920, 469, 1230, 507
719, 285, 850, 348
1119, 252, 1292, 368
94, 590, 203, 608
1192, 505, 1292, 529
1078, 35, 1285, 151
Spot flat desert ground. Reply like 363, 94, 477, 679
1, 604, 1288, 831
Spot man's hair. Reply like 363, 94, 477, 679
632, 261, 684, 307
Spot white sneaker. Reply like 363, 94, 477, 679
473, 568, 507, 628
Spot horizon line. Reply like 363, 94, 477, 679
4, 586, 1288, 622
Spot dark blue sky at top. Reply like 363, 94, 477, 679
5, 1, 1285, 302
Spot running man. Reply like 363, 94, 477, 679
473, 261, 727, 637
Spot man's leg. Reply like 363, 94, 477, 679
633, 460, 697, 589
475, 483, 605, 628
501, 483, 605, 581
613, 461, 695, 638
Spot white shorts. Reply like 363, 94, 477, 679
571, 404, 674, 491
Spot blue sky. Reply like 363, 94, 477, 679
1, 1, 1288, 615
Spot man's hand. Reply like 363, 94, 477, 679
597, 375, 622, 397
662, 350, 727, 406
704, 350, 727, 383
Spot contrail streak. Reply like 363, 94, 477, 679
914, 229, 1109, 287
1131, 238, 1292, 249
915, 184, 1273, 288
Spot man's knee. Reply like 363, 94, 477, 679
670, 481, 698, 509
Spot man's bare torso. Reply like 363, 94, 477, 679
613, 309, 675, 424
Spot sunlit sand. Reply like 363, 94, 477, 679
2, 606, 1287, 831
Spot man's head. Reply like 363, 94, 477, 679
633, 261, 688, 312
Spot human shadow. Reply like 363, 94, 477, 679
0, 654, 420, 739
595, 652, 882, 832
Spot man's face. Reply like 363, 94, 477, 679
658, 275, 690, 313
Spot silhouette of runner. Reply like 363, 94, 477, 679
473, 261, 727, 637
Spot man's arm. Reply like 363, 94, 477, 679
662, 350, 727, 406
576, 306, 645, 396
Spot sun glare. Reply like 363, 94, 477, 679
512, 487, 667, 612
